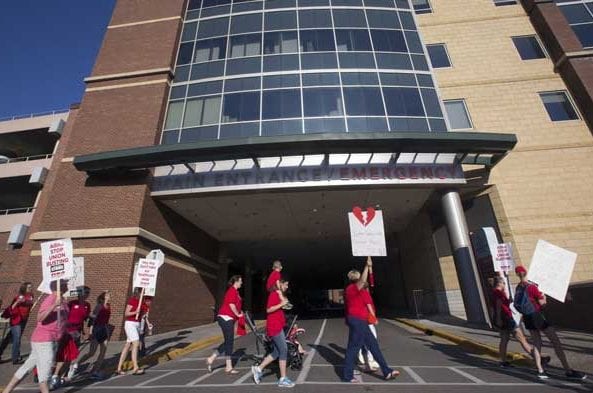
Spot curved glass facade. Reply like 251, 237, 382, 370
161, 0, 447, 144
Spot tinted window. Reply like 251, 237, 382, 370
512, 36, 546, 60
300, 30, 336, 52
303, 88, 344, 116
195, 38, 227, 62
229, 34, 262, 57
343, 87, 385, 116
265, 11, 297, 30
383, 87, 425, 116
371, 30, 408, 52
197, 17, 229, 38
302, 73, 340, 86
222, 92, 261, 122
366, 10, 401, 29
177, 42, 194, 65
262, 89, 302, 119
411, 0, 431, 14
182, 22, 198, 41
333, 9, 367, 27
225, 77, 261, 92
263, 74, 300, 88
573, 23, 593, 47
183, 96, 222, 127
164, 101, 184, 129
264, 31, 298, 54
539, 92, 579, 121
187, 81, 223, 97
426, 44, 451, 68
299, 9, 332, 28
444, 100, 472, 129
336, 29, 372, 51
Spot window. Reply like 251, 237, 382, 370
177, 43, 194, 65
222, 92, 260, 122
411, 0, 432, 14
230, 13, 262, 34
336, 29, 372, 51
539, 91, 579, 121
197, 17, 229, 39
264, 31, 298, 54
559, 2, 593, 48
512, 36, 546, 60
371, 30, 408, 52
300, 30, 336, 52
164, 101, 184, 129
262, 89, 302, 119
332, 9, 367, 27
303, 88, 343, 116
383, 87, 425, 116
298, 9, 332, 28
265, 11, 297, 30
426, 44, 451, 68
183, 96, 222, 127
493, 0, 517, 6
444, 99, 473, 129
343, 88, 385, 116
229, 34, 261, 57
194, 38, 227, 62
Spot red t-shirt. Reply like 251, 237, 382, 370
125, 297, 148, 322
266, 291, 285, 337
491, 288, 512, 318
522, 283, 544, 313
360, 289, 375, 314
218, 286, 242, 320
66, 300, 91, 333
9, 294, 34, 326
94, 304, 111, 326
345, 283, 369, 321
266, 270, 281, 292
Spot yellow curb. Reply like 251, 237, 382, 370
394, 318, 531, 364
115, 320, 265, 372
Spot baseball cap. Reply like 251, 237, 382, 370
515, 266, 527, 275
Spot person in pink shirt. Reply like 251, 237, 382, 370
2, 280, 69, 393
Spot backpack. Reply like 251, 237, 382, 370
514, 284, 536, 315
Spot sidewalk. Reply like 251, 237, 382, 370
0, 321, 226, 387
395, 315, 593, 375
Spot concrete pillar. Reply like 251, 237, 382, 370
441, 190, 490, 325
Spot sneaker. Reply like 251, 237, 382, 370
565, 370, 587, 380
537, 371, 549, 380
67, 364, 79, 379
251, 366, 262, 384
48, 375, 60, 391
499, 361, 513, 368
278, 377, 295, 388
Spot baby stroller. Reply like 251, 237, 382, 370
244, 311, 306, 370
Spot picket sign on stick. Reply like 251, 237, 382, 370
348, 206, 387, 257
38, 239, 75, 294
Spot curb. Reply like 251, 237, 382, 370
393, 318, 531, 365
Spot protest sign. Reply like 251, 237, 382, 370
494, 243, 515, 273
348, 206, 387, 256
133, 258, 160, 290
68, 257, 85, 296
133, 250, 164, 296
38, 239, 74, 293
528, 240, 576, 303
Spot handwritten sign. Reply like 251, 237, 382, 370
528, 240, 576, 303
132, 258, 160, 290
348, 207, 387, 257
68, 257, 85, 296
134, 250, 165, 296
494, 243, 515, 273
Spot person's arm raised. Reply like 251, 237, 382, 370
356, 257, 372, 290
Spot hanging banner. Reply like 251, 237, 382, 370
348, 207, 387, 257
132, 258, 160, 290
494, 243, 515, 273
528, 240, 576, 303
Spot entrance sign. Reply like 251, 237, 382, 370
40, 238, 74, 281
528, 240, 576, 303
348, 207, 387, 257
133, 258, 160, 290
153, 164, 465, 194
494, 243, 514, 273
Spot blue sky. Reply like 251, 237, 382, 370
0, 0, 116, 118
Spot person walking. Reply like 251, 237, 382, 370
116, 288, 148, 375
2, 280, 69, 393
0, 282, 34, 364
491, 277, 547, 378
513, 266, 586, 380
357, 283, 380, 372
266, 260, 292, 310
251, 279, 295, 388
207, 275, 243, 374
69, 291, 112, 379
343, 257, 399, 383
138, 296, 154, 358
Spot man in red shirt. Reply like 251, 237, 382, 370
0, 282, 34, 364
514, 266, 586, 380
343, 257, 398, 383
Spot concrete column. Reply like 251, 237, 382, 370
441, 190, 490, 325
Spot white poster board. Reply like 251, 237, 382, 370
38, 239, 74, 293
133, 250, 164, 296
68, 257, 85, 296
133, 258, 160, 290
528, 240, 577, 303
348, 207, 387, 257
494, 243, 515, 273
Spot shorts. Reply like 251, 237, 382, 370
497, 316, 517, 332
93, 325, 110, 344
15, 341, 56, 383
124, 320, 140, 343
523, 312, 550, 331
56, 334, 79, 362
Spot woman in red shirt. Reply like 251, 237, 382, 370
207, 275, 243, 374
250, 279, 294, 388
0, 282, 33, 364
116, 288, 148, 375
343, 257, 398, 383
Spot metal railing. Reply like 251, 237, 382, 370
0, 109, 69, 122
0, 207, 35, 215
0, 153, 53, 165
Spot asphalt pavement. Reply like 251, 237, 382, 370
6, 318, 591, 392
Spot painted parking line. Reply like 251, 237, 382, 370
403, 366, 426, 384
232, 370, 255, 385
134, 370, 179, 387
296, 318, 327, 384
449, 366, 487, 384
185, 367, 222, 385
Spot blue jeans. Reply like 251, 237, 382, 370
343, 316, 391, 381
0, 322, 24, 362
269, 330, 287, 361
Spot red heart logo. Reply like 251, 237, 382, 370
352, 206, 376, 227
